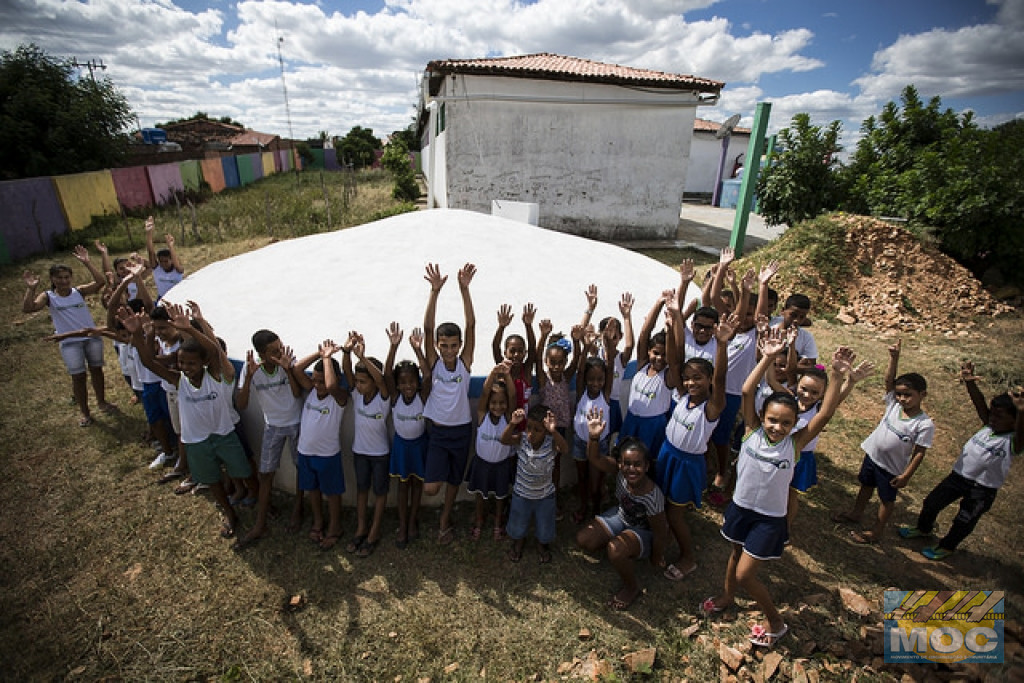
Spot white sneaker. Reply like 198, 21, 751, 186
148, 452, 171, 469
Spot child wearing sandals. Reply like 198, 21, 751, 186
501, 404, 569, 563
466, 362, 517, 541
385, 324, 431, 549
577, 409, 668, 611
342, 331, 391, 557
831, 339, 933, 544
703, 328, 851, 649
900, 364, 1024, 560
291, 340, 350, 550
571, 352, 615, 524
619, 290, 674, 458
491, 303, 537, 416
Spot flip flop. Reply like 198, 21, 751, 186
157, 471, 185, 485
78, 416, 94, 427
699, 596, 728, 616
355, 539, 378, 557
174, 478, 197, 495
437, 526, 455, 546
849, 530, 878, 545
749, 623, 789, 648
608, 587, 643, 611
319, 534, 342, 551
663, 562, 698, 582
346, 534, 368, 553
538, 547, 552, 564
219, 519, 236, 539
830, 511, 860, 524
506, 545, 523, 563
308, 527, 324, 544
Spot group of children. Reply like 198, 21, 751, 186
23, 238, 1024, 650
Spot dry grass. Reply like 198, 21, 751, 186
2, 201, 1023, 681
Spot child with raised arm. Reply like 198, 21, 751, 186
342, 331, 391, 557
144, 216, 184, 299
703, 329, 851, 649
619, 291, 674, 459
577, 408, 668, 610
571, 344, 615, 523
900, 366, 1024, 560
466, 361, 517, 540
491, 303, 537, 415
831, 339, 933, 544
502, 405, 569, 563
233, 329, 305, 549
537, 317, 581, 504
658, 302, 735, 582
23, 245, 116, 426
597, 292, 635, 436
122, 303, 254, 540
422, 262, 476, 545
291, 340, 350, 550
387, 324, 431, 549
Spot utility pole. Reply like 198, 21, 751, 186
71, 58, 106, 82
275, 23, 295, 141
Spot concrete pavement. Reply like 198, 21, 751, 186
619, 202, 787, 256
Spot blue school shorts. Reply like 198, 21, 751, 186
790, 451, 818, 492
711, 393, 743, 446
141, 382, 170, 425
425, 422, 472, 486
720, 501, 788, 560
857, 454, 899, 503
297, 452, 345, 496
656, 440, 706, 507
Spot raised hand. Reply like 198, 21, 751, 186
959, 360, 981, 384
275, 345, 296, 369
543, 409, 557, 434
716, 313, 739, 342
570, 324, 585, 342
126, 261, 145, 278
522, 303, 536, 326
72, 244, 90, 263
424, 263, 447, 291
387, 321, 403, 346
741, 268, 756, 291
760, 326, 787, 357
759, 260, 780, 284
661, 288, 676, 304
510, 408, 525, 426
409, 327, 424, 351
584, 284, 598, 311
164, 234, 175, 248
586, 407, 606, 439
22, 271, 39, 288
496, 304, 514, 327
457, 262, 476, 288
186, 300, 205, 321
117, 308, 144, 334
755, 314, 771, 337
619, 292, 634, 316
144, 216, 155, 234
583, 324, 598, 350
320, 339, 341, 357
719, 246, 735, 266
832, 346, 856, 375
245, 350, 259, 377
167, 303, 191, 331
94, 240, 109, 256
888, 338, 902, 358
539, 318, 553, 337
850, 360, 876, 383
495, 359, 514, 376
678, 259, 695, 283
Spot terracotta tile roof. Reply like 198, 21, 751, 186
426, 53, 723, 93
227, 130, 279, 147
694, 117, 751, 135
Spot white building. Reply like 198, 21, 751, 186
418, 53, 723, 240
684, 117, 751, 197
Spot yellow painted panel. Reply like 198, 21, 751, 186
52, 170, 120, 231
262, 152, 276, 176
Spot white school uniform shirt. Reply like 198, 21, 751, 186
724, 328, 759, 396
665, 395, 718, 454
683, 326, 717, 363
297, 390, 345, 457
47, 288, 95, 343
244, 365, 302, 427
627, 365, 671, 417
393, 394, 426, 440
153, 267, 183, 298
177, 370, 236, 444
423, 358, 471, 426
352, 392, 390, 456
861, 393, 934, 475
574, 391, 611, 442
476, 414, 513, 464
770, 316, 818, 360
953, 427, 1019, 489
793, 402, 821, 452
734, 428, 796, 517
158, 338, 181, 394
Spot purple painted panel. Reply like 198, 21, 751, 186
146, 163, 185, 205
0, 177, 70, 261
324, 148, 341, 171
250, 154, 264, 180
110, 166, 154, 210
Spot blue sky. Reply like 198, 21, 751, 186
1, 0, 1021, 148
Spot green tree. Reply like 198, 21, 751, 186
842, 85, 1024, 283
755, 113, 843, 226
381, 137, 419, 202
336, 125, 381, 168
0, 43, 134, 180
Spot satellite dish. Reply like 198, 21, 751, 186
715, 113, 742, 139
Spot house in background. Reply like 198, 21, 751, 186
684, 117, 751, 199
418, 53, 723, 240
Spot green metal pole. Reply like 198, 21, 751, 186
730, 102, 772, 256
753, 134, 776, 215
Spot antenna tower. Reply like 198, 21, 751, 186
275, 22, 295, 140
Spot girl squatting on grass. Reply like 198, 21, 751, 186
703, 327, 853, 649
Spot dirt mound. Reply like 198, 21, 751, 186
762, 214, 1015, 333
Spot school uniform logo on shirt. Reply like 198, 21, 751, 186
52, 301, 87, 312
438, 374, 463, 384
743, 446, 791, 469
254, 377, 289, 390
305, 403, 330, 416
883, 417, 914, 443
968, 431, 1011, 459
396, 412, 423, 423
358, 406, 385, 420
184, 391, 219, 403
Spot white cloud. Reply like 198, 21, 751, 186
853, 0, 1024, 101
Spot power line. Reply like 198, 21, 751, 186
71, 58, 106, 82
